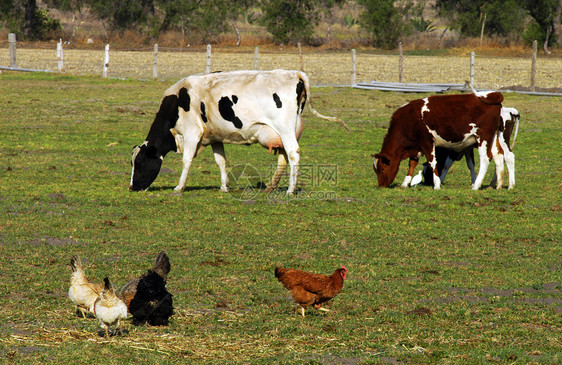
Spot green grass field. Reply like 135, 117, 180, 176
0, 73, 560, 364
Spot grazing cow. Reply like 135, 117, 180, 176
373, 91, 515, 190
421, 107, 519, 186
130, 70, 348, 193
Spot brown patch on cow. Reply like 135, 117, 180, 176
495, 135, 504, 155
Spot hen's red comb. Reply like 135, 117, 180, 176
341, 265, 347, 271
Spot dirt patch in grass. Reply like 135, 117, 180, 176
429, 284, 562, 308
28, 236, 85, 246
500, 85, 562, 93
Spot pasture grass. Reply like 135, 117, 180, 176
0, 72, 560, 364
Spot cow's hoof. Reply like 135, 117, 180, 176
264, 186, 276, 193
219, 187, 229, 193
173, 186, 184, 192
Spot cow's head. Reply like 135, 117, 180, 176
130, 142, 163, 191
129, 89, 185, 192
372, 153, 400, 187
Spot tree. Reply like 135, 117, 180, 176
435, 0, 525, 39
0, 0, 61, 40
24, 0, 36, 39
260, 0, 344, 44
358, 0, 412, 49
524, 0, 560, 53
88, 0, 154, 32
156, 0, 250, 42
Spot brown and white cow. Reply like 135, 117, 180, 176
421, 106, 519, 187
373, 91, 515, 190
130, 70, 348, 194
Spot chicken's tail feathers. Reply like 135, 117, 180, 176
274, 267, 286, 279
103, 277, 112, 291
153, 251, 171, 279
70, 255, 81, 272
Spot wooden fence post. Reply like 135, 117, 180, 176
253, 46, 259, 70
531, 40, 537, 91
103, 44, 109, 78
398, 42, 403, 83
480, 14, 487, 47
470, 51, 475, 87
206, 44, 211, 73
153, 44, 158, 79
8, 33, 17, 68
57, 39, 64, 72
351, 49, 356, 85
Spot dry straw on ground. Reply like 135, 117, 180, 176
1, 47, 561, 90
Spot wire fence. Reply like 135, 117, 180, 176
1, 40, 561, 91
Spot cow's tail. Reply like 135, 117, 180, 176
309, 104, 351, 132
512, 114, 520, 148
300, 72, 350, 132
465, 81, 504, 104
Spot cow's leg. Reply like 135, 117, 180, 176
497, 132, 515, 189
465, 149, 477, 184
472, 141, 490, 190
401, 158, 419, 187
280, 137, 300, 194
265, 151, 288, 193
492, 152, 505, 189
211, 142, 229, 192
174, 138, 202, 192
424, 145, 441, 189
504, 149, 515, 189
439, 154, 455, 184
422, 163, 434, 186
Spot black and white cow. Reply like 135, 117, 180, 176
129, 70, 348, 193
422, 106, 519, 187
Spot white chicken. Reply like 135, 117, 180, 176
94, 277, 128, 338
68, 255, 103, 318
